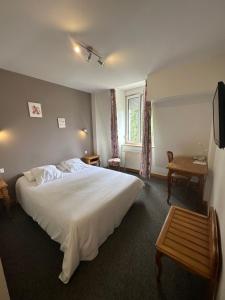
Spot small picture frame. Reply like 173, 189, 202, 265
58, 118, 66, 128
28, 102, 42, 118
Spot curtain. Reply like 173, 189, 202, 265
140, 81, 152, 178
110, 89, 119, 158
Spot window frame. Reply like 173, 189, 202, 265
125, 93, 144, 146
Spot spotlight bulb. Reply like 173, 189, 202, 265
74, 45, 81, 53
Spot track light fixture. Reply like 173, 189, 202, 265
86, 47, 93, 62
74, 42, 104, 66
97, 58, 104, 66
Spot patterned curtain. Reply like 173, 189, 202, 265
110, 89, 119, 158
140, 81, 152, 178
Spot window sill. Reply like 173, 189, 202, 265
123, 143, 142, 147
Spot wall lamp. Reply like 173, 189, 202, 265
74, 42, 104, 66
82, 128, 88, 134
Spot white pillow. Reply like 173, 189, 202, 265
31, 165, 64, 185
60, 158, 88, 173
56, 164, 68, 172
23, 171, 35, 182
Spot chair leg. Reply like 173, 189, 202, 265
185, 177, 191, 200
167, 171, 172, 205
156, 251, 162, 283
167, 196, 171, 206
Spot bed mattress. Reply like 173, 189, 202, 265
16, 166, 144, 283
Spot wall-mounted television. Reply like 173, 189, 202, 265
213, 81, 225, 149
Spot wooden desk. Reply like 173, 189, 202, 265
82, 155, 100, 166
167, 156, 208, 204
155, 206, 221, 300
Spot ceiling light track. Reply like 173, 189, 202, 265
74, 41, 104, 66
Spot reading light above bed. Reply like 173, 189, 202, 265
0, 130, 12, 143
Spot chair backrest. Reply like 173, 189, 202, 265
167, 151, 174, 163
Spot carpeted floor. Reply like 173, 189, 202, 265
0, 176, 208, 300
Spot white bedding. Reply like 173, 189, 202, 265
16, 166, 144, 283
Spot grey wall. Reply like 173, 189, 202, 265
0, 68, 93, 190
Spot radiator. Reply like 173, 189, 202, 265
121, 147, 142, 171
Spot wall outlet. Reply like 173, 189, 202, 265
0, 168, 5, 174
84, 150, 88, 155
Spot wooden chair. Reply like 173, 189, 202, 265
108, 157, 121, 171
167, 151, 191, 204
167, 151, 174, 163
155, 206, 222, 300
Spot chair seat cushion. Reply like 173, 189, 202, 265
108, 158, 120, 166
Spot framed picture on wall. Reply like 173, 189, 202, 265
58, 118, 66, 128
28, 102, 43, 118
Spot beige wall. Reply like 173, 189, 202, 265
152, 95, 212, 175
148, 54, 225, 100
91, 91, 111, 166
147, 55, 225, 176
206, 129, 225, 300
148, 54, 225, 299
0, 69, 93, 190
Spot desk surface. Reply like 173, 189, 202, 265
167, 156, 208, 176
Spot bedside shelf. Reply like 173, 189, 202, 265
82, 155, 100, 166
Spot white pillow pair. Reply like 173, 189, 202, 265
23, 158, 88, 185
59, 158, 89, 173
23, 165, 64, 185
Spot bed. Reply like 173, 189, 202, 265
16, 166, 144, 283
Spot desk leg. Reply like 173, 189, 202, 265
199, 175, 205, 204
156, 251, 162, 282
167, 170, 172, 205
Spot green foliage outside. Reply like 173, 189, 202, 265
129, 98, 140, 143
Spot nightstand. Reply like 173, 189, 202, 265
82, 155, 100, 166
0, 179, 12, 210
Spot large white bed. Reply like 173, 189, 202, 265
16, 166, 144, 283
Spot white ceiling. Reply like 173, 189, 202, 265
0, 0, 225, 92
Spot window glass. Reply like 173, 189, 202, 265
126, 94, 143, 144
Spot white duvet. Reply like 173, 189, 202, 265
16, 166, 143, 283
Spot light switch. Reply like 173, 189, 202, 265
0, 168, 5, 174
84, 150, 88, 155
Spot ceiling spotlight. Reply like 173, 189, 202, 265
87, 51, 92, 62
74, 45, 81, 53
98, 58, 104, 66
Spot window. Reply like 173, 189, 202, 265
126, 93, 143, 145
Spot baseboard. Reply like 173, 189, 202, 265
123, 168, 168, 180
151, 173, 168, 180
124, 167, 139, 174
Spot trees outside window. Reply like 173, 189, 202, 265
126, 94, 143, 145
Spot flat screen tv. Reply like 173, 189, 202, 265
213, 81, 225, 149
